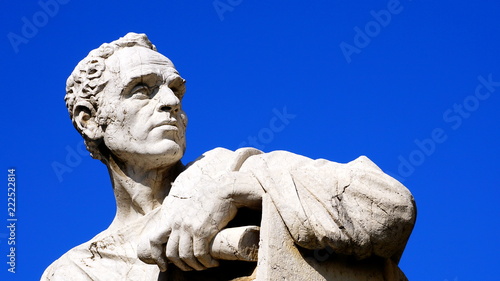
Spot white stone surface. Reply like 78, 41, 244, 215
138, 226, 260, 264
42, 33, 416, 281
257, 194, 408, 281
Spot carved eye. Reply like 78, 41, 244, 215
130, 84, 151, 99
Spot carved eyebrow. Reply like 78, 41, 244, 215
167, 75, 186, 99
121, 73, 162, 97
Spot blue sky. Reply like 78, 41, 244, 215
1, 1, 499, 280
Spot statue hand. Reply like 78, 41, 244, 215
148, 182, 238, 272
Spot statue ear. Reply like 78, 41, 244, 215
73, 101, 104, 140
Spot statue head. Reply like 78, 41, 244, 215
65, 33, 188, 168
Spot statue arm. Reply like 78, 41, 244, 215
146, 148, 265, 272
220, 171, 264, 209
146, 148, 416, 273
239, 151, 416, 261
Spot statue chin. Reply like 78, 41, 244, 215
114, 143, 185, 169
101, 132, 184, 164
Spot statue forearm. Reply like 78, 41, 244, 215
220, 171, 264, 210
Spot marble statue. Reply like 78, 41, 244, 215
41, 33, 416, 281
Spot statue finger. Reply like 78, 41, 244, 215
166, 231, 193, 271
179, 234, 207, 271
193, 235, 219, 268
149, 229, 171, 272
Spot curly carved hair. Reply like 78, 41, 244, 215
65, 32, 183, 162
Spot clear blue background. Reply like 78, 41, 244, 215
1, 1, 499, 280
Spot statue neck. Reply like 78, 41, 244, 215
105, 155, 184, 231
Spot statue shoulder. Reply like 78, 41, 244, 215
41, 213, 162, 281
41, 241, 95, 281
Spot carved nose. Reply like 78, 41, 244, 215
156, 86, 180, 113
159, 104, 179, 113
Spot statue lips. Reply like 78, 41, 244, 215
153, 120, 178, 131
152, 120, 180, 141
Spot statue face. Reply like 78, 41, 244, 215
100, 47, 187, 168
